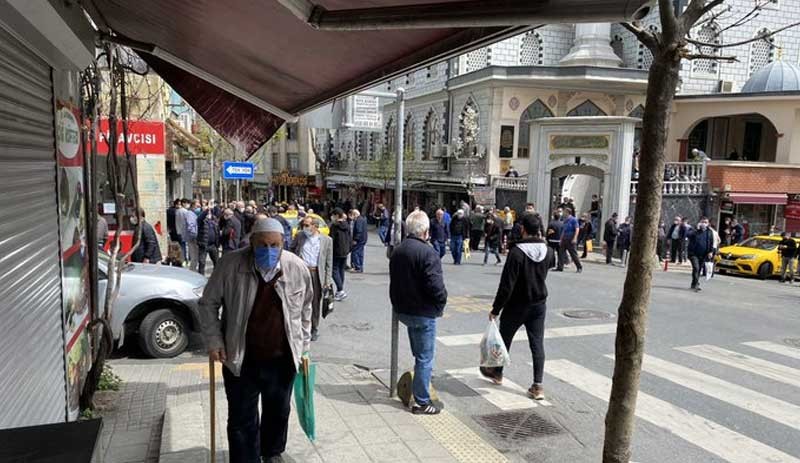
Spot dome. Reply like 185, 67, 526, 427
741, 61, 800, 93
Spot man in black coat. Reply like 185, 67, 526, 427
349, 209, 368, 272
196, 207, 220, 275
448, 209, 469, 265
329, 208, 352, 301
668, 215, 687, 264
131, 208, 162, 264
546, 213, 563, 269
687, 216, 714, 291
389, 210, 447, 415
603, 213, 619, 265
220, 208, 242, 254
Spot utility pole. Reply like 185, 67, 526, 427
389, 87, 404, 397
210, 149, 216, 202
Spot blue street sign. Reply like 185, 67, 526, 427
222, 161, 255, 180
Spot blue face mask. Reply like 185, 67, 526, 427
194, 208, 201, 214
254, 245, 281, 270
303, 229, 313, 238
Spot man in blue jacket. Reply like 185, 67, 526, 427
349, 209, 368, 273
390, 210, 448, 415
429, 209, 449, 259
687, 216, 715, 291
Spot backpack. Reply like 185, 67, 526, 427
184, 211, 198, 239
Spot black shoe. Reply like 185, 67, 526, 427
576, 267, 583, 273
311, 330, 319, 342
412, 403, 441, 415
553, 268, 564, 272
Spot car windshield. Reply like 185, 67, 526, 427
738, 238, 778, 250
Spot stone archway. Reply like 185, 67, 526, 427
527, 116, 638, 226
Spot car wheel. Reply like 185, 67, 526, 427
757, 262, 773, 280
138, 309, 189, 358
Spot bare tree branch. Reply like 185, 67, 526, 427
621, 22, 657, 50
681, 0, 724, 30
687, 20, 799, 48
682, 53, 739, 61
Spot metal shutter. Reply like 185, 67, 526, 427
0, 25, 67, 428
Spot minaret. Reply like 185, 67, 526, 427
559, 23, 622, 67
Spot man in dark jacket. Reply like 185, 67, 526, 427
668, 216, 686, 264
196, 207, 220, 275
481, 213, 554, 400
166, 199, 181, 242
329, 208, 352, 301
469, 206, 485, 251
220, 208, 242, 254
349, 209, 368, 273
546, 213, 563, 269
603, 213, 619, 265
389, 210, 447, 415
778, 231, 797, 283
483, 215, 502, 265
267, 206, 291, 249
449, 209, 469, 265
130, 208, 162, 264
687, 216, 714, 291
429, 209, 448, 259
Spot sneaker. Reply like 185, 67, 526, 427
576, 267, 583, 273
412, 403, 441, 415
527, 384, 545, 400
479, 367, 503, 385
334, 291, 348, 301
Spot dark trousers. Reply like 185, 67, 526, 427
605, 240, 615, 263
558, 240, 582, 271
350, 242, 365, 271
657, 239, 665, 261
491, 303, 547, 384
450, 236, 464, 264
309, 269, 322, 333
689, 255, 703, 288
197, 245, 219, 275
548, 242, 560, 268
432, 240, 446, 259
222, 355, 296, 463
484, 243, 501, 264
469, 230, 483, 250
670, 238, 683, 263
332, 256, 347, 292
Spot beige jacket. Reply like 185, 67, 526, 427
290, 232, 333, 289
198, 247, 313, 376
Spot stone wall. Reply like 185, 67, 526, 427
629, 195, 711, 226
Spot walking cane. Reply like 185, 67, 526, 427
209, 357, 216, 463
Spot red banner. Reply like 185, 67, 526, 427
97, 119, 165, 155
785, 199, 800, 221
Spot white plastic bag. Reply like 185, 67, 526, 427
705, 261, 714, 281
479, 320, 511, 368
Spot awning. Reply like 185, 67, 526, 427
728, 193, 788, 205
84, 0, 651, 155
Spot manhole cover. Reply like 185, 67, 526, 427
475, 411, 561, 443
562, 309, 613, 320
785, 338, 800, 348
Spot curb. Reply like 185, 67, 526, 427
159, 403, 208, 463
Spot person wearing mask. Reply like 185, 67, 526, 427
589, 195, 601, 238
579, 213, 593, 259
429, 209, 448, 259
198, 218, 313, 463
778, 232, 797, 283
291, 215, 333, 340
483, 215, 503, 266
197, 206, 220, 275
349, 209, 368, 273
448, 209, 469, 265
480, 214, 554, 400
687, 216, 714, 291
167, 199, 181, 243
546, 213, 563, 269
178, 199, 199, 268
603, 213, 619, 265
668, 216, 686, 264
220, 208, 242, 254
267, 206, 291, 249
374, 203, 390, 244
242, 205, 257, 236
617, 216, 633, 268
192, 199, 202, 216
469, 206, 486, 251
557, 208, 583, 273
731, 218, 744, 244
502, 207, 515, 253
389, 211, 448, 415
657, 220, 667, 262
504, 165, 519, 178
329, 208, 352, 301
130, 208, 162, 264
720, 217, 732, 246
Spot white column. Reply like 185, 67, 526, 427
560, 23, 622, 67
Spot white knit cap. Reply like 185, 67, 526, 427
252, 218, 284, 234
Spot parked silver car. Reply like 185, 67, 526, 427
98, 252, 207, 358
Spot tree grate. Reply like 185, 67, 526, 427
475, 411, 562, 443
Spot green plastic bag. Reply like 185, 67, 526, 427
293, 357, 316, 442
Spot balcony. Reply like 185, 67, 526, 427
493, 176, 528, 191
630, 162, 707, 196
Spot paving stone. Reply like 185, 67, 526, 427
363, 441, 418, 462
319, 444, 372, 463
352, 426, 401, 446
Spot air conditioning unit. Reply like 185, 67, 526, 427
717, 80, 735, 93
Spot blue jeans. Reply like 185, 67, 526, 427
432, 240, 446, 259
350, 242, 365, 271
222, 355, 296, 462
332, 256, 347, 292
378, 225, 388, 243
397, 313, 437, 406
450, 236, 464, 264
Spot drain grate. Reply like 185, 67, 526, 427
562, 309, 613, 320
475, 410, 562, 443
785, 338, 800, 349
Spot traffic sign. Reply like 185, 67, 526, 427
222, 161, 255, 180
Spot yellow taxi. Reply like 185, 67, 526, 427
715, 235, 800, 279
280, 212, 330, 238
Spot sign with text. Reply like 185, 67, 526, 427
352, 95, 382, 130
97, 119, 165, 155
223, 161, 255, 180
785, 198, 800, 221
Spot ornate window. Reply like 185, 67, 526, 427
692, 22, 721, 77
465, 47, 490, 73
422, 109, 440, 161
357, 132, 369, 161
637, 25, 659, 70
520, 31, 544, 65
403, 114, 416, 160
749, 28, 775, 76
456, 98, 480, 157
518, 100, 553, 158
385, 116, 396, 157
629, 104, 645, 119
567, 100, 607, 117
369, 133, 378, 160
611, 35, 624, 63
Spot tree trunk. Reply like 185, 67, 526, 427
603, 49, 682, 463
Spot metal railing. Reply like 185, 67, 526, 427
493, 176, 528, 191
630, 180, 706, 196
630, 161, 707, 196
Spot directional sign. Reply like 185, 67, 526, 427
222, 161, 255, 180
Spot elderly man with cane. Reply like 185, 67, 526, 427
199, 218, 314, 463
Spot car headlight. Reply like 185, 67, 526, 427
192, 286, 205, 297
738, 255, 756, 260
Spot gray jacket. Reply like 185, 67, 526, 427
291, 232, 333, 289
198, 247, 313, 376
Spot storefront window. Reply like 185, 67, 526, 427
735, 204, 774, 236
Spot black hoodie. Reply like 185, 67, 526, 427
491, 238, 554, 315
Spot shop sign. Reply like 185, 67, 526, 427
273, 171, 308, 186
499, 125, 514, 158
720, 200, 735, 214
472, 186, 496, 205
785, 196, 800, 220
352, 95, 382, 130
97, 119, 166, 155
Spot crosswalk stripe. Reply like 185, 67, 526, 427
547, 359, 800, 463
677, 344, 800, 388
743, 341, 800, 361
446, 367, 552, 410
623, 354, 800, 430
437, 323, 617, 347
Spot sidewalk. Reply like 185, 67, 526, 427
567, 250, 692, 273
99, 358, 511, 463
